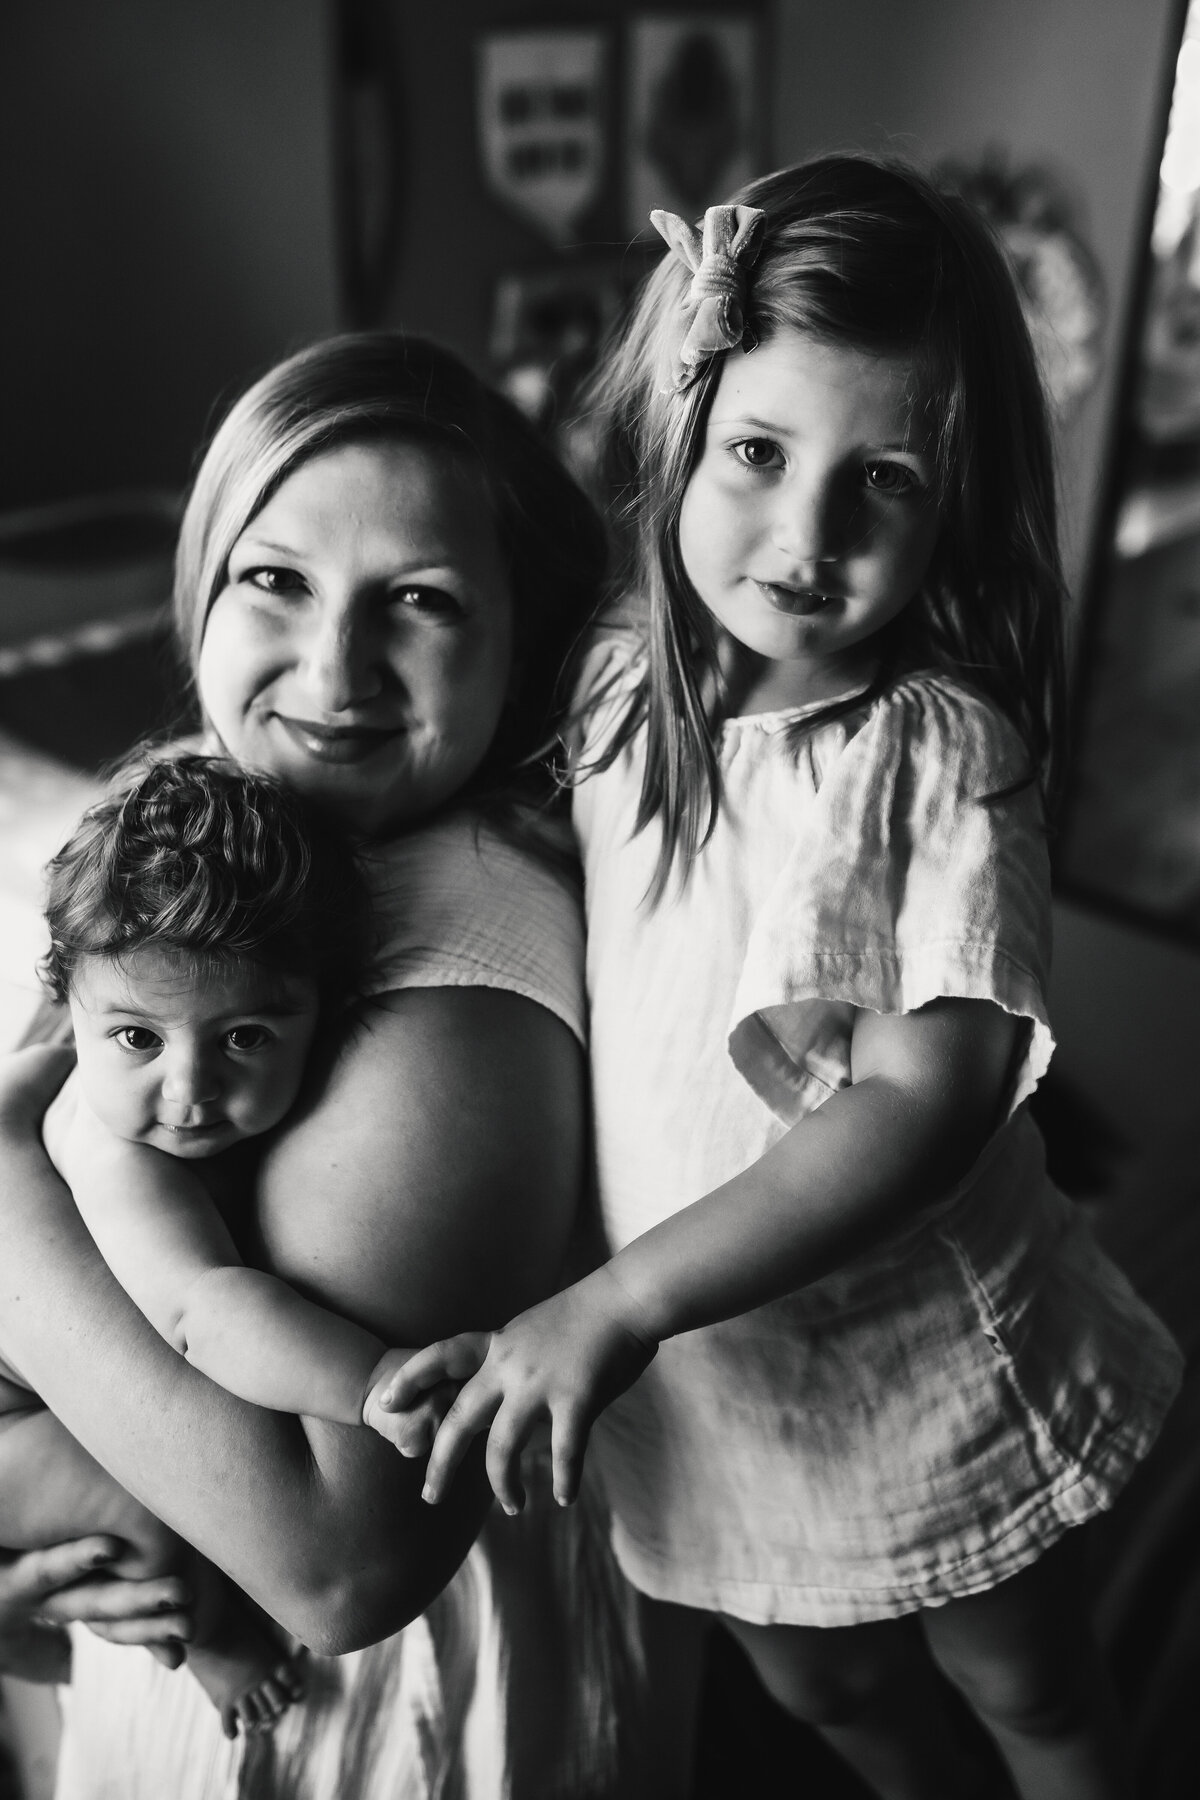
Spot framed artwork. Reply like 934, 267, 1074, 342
625, 13, 764, 235
1058, 1, 1200, 941
476, 28, 608, 247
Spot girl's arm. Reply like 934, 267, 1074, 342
0, 990, 585, 1654
393, 996, 1019, 1509
46, 1085, 393, 1425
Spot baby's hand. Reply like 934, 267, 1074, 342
392, 1267, 658, 1514
361, 1346, 470, 1461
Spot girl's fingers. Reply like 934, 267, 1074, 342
550, 1406, 591, 1508
421, 1378, 501, 1504
484, 1403, 538, 1516
380, 1334, 490, 1409
393, 1383, 459, 1458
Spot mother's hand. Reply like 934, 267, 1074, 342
0, 1538, 192, 1683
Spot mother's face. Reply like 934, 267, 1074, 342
197, 439, 515, 835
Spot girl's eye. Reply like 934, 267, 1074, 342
733, 439, 782, 470
115, 1027, 161, 1053
224, 1025, 272, 1053
864, 462, 920, 497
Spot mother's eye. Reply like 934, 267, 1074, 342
392, 584, 462, 617
242, 566, 308, 597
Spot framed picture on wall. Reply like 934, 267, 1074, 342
1059, 0, 1200, 943
625, 13, 765, 235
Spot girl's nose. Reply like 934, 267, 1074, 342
299, 603, 385, 715
160, 1047, 220, 1111
774, 472, 846, 568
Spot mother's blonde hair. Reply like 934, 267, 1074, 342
175, 331, 606, 794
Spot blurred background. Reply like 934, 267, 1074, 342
1, 2, 1198, 1795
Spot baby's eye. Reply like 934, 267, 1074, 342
224, 1025, 273, 1053
863, 461, 921, 497
115, 1026, 161, 1053
732, 439, 782, 470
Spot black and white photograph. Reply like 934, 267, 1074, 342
1, 5, 1197, 1799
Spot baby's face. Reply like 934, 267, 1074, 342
67, 948, 320, 1159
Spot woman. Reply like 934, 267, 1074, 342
0, 332, 639, 1798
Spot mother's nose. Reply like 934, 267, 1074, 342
297, 604, 386, 713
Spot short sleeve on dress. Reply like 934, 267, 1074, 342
360, 809, 587, 1046
728, 675, 1054, 1124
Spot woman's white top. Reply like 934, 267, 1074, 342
575, 631, 1183, 1626
55, 810, 634, 1800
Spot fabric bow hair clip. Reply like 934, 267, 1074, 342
650, 203, 766, 394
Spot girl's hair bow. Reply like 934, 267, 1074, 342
650, 203, 766, 393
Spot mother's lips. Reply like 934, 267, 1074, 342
273, 716, 404, 763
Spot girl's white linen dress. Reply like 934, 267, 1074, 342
575, 633, 1183, 1628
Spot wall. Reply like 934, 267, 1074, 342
0, 0, 341, 511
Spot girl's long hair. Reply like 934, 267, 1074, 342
583, 154, 1068, 898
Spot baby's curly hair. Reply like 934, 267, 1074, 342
41, 752, 371, 1009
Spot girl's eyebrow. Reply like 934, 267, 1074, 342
712, 411, 922, 452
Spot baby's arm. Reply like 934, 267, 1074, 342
390, 995, 1019, 1509
43, 1075, 401, 1427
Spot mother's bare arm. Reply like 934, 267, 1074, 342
0, 990, 585, 1653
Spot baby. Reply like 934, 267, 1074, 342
0, 753, 417, 1735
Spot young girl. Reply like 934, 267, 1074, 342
383, 156, 1184, 1798
0, 753, 421, 1735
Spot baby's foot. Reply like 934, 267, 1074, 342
219, 1650, 308, 1740
186, 1631, 307, 1740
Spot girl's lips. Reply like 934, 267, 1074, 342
754, 581, 838, 617
273, 716, 404, 765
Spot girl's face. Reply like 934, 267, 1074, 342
68, 949, 320, 1160
677, 327, 941, 711
198, 439, 515, 835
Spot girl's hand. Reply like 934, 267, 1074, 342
0, 1537, 193, 1682
360, 1347, 462, 1459
390, 1267, 658, 1513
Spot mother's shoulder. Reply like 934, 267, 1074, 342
359, 802, 586, 1047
